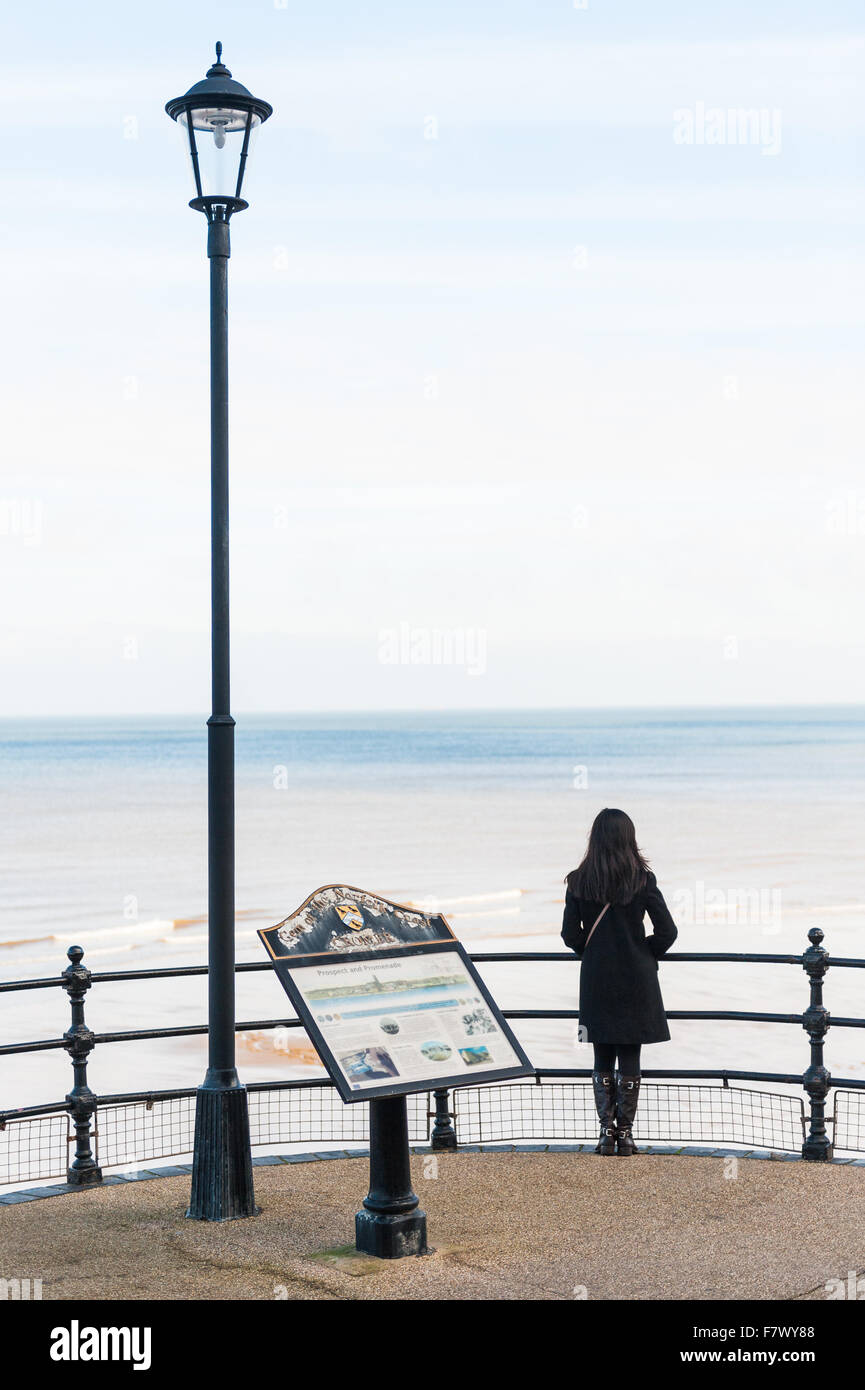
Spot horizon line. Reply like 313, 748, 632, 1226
1, 700, 864, 721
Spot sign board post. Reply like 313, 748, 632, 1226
259, 885, 533, 1259
358, 1094, 427, 1257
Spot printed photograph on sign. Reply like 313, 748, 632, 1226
284, 948, 525, 1094
259, 884, 455, 962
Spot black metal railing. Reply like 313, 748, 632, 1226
1, 924, 863, 1187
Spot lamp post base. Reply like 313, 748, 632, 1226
186, 1077, 258, 1221
355, 1207, 428, 1259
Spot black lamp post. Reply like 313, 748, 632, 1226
166, 44, 272, 1222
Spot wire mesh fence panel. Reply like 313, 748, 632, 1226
95, 1098, 196, 1169
0, 1114, 69, 1185
97, 1090, 430, 1168
249, 1088, 367, 1146
833, 1091, 865, 1154
248, 1087, 430, 1147
0, 1081, 817, 1188
453, 1082, 596, 1143
635, 1085, 803, 1151
0, 1089, 431, 1184
453, 1082, 805, 1152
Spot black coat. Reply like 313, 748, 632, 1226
561, 871, 678, 1044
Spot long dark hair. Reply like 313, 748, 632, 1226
566, 808, 651, 905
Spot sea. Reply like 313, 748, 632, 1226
1, 707, 864, 1109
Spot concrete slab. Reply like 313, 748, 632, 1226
0, 1150, 862, 1301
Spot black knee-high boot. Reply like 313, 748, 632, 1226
591, 1071, 617, 1155
615, 1073, 641, 1156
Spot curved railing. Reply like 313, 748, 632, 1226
1, 925, 864, 1186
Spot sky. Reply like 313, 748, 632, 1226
1, 1, 863, 714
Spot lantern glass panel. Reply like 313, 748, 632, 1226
178, 107, 260, 201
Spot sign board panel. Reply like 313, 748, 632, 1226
258, 885, 533, 1103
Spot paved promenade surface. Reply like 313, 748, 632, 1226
1, 1150, 862, 1300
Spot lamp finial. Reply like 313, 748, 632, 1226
205, 41, 231, 80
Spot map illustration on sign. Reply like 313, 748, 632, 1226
258, 884, 456, 962
284, 948, 527, 1097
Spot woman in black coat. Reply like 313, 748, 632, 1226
562, 808, 678, 1156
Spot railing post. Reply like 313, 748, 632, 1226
61, 945, 103, 1185
430, 1087, 458, 1150
802, 927, 833, 1161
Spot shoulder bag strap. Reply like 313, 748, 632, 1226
585, 902, 610, 947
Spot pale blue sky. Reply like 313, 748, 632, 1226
1, 2, 863, 713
